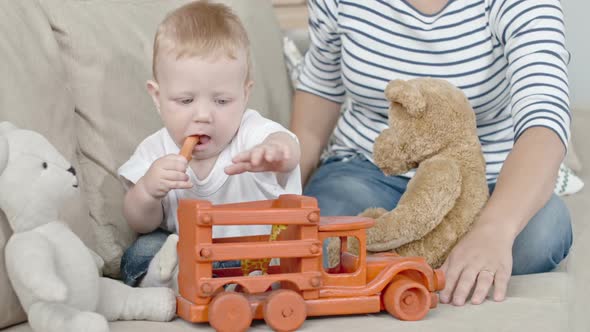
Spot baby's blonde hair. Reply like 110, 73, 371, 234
152, 0, 251, 81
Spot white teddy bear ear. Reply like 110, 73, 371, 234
0, 122, 17, 174
0, 136, 8, 175
0, 122, 18, 135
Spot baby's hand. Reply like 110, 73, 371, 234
140, 154, 192, 198
225, 140, 292, 175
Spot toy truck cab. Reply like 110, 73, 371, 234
176, 195, 444, 332
318, 216, 444, 318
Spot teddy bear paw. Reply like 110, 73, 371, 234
157, 234, 179, 281
68, 311, 108, 332
326, 237, 341, 268
156, 288, 177, 322
135, 287, 177, 322
366, 235, 407, 252
365, 218, 408, 252
35, 278, 68, 303
359, 207, 389, 219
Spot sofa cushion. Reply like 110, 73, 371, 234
564, 109, 589, 237
3, 272, 568, 332
38, 0, 292, 277
0, 0, 97, 328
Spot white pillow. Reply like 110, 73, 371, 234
555, 163, 585, 196
283, 36, 304, 88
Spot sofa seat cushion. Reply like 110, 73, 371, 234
4, 272, 568, 332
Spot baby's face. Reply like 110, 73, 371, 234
148, 49, 251, 162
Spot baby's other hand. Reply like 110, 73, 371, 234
225, 141, 292, 175
140, 154, 192, 198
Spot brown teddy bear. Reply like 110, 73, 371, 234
329, 78, 489, 268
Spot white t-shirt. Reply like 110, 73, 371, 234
118, 109, 302, 238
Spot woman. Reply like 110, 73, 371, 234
290, 0, 572, 306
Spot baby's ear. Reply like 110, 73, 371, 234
146, 80, 161, 114
244, 80, 254, 103
385, 79, 426, 118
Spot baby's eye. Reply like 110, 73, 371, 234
215, 99, 230, 105
180, 98, 194, 105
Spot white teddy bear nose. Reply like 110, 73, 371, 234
67, 166, 76, 176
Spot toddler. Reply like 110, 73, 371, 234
118, 0, 301, 290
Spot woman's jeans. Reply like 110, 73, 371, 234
304, 154, 572, 274
121, 153, 572, 285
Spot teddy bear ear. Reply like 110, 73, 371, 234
0, 136, 8, 176
0, 122, 18, 175
385, 79, 426, 117
0, 122, 18, 136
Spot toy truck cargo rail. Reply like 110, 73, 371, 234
176, 194, 445, 332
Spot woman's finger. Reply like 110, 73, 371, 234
452, 267, 479, 306
493, 268, 510, 302
471, 270, 495, 304
439, 256, 463, 304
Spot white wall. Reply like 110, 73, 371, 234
563, 1, 589, 109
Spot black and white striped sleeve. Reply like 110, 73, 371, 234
490, 0, 571, 149
296, 0, 346, 104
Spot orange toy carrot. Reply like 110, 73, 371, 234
180, 136, 199, 161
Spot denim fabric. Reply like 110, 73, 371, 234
120, 228, 241, 286
305, 153, 573, 274
120, 228, 171, 286
213, 260, 242, 268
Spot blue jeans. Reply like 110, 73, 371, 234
305, 153, 573, 274
120, 229, 240, 286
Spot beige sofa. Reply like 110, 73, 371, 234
0, 0, 588, 331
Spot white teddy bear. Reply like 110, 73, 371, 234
0, 122, 176, 332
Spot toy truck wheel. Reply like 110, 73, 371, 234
263, 289, 307, 331
382, 276, 431, 321
208, 292, 253, 332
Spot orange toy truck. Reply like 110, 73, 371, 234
176, 194, 445, 332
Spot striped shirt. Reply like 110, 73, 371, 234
297, 0, 571, 182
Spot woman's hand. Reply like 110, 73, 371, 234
439, 128, 565, 306
439, 217, 515, 306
